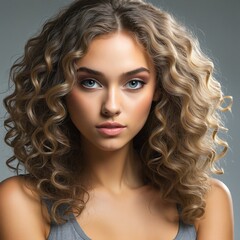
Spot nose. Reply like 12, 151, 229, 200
101, 87, 121, 117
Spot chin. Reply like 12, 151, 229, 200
96, 145, 126, 152
93, 140, 130, 152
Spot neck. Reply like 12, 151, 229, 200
81, 141, 144, 193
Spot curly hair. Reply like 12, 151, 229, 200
4, 0, 231, 224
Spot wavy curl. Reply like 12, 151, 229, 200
4, 0, 231, 224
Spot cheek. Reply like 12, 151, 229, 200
127, 93, 154, 122
66, 89, 94, 123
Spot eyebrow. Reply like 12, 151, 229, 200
76, 67, 150, 77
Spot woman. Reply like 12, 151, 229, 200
0, 0, 233, 239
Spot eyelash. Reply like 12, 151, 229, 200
78, 78, 146, 90
79, 78, 102, 89
124, 79, 146, 89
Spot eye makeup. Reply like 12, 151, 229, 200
76, 66, 151, 91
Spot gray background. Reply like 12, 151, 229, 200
0, 0, 239, 237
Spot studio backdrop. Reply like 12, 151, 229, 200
0, 0, 239, 237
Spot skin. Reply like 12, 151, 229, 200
66, 31, 157, 191
0, 32, 234, 240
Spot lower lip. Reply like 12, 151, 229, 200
97, 127, 126, 136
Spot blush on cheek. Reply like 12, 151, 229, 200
130, 96, 154, 136
66, 89, 85, 118
67, 89, 87, 111
137, 96, 154, 116
67, 88, 81, 102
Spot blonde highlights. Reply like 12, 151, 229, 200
4, 0, 231, 224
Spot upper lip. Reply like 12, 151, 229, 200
96, 122, 126, 128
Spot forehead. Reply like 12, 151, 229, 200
76, 31, 154, 73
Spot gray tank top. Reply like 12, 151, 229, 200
44, 200, 196, 240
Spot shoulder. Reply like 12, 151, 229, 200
205, 178, 232, 205
0, 176, 49, 240
195, 178, 234, 240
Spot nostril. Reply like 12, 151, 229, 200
101, 107, 120, 117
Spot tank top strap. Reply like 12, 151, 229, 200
175, 204, 197, 240
41, 198, 71, 223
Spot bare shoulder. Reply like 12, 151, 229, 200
209, 178, 232, 194
196, 178, 234, 240
0, 175, 36, 201
0, 176, 48, 240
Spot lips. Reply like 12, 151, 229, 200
96, 122, 126, 136
96, 122, 125, 128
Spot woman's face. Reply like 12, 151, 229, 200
66, 31, 156, 152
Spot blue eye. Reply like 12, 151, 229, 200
125, 80, 145, 89
80, 79, 102, 89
